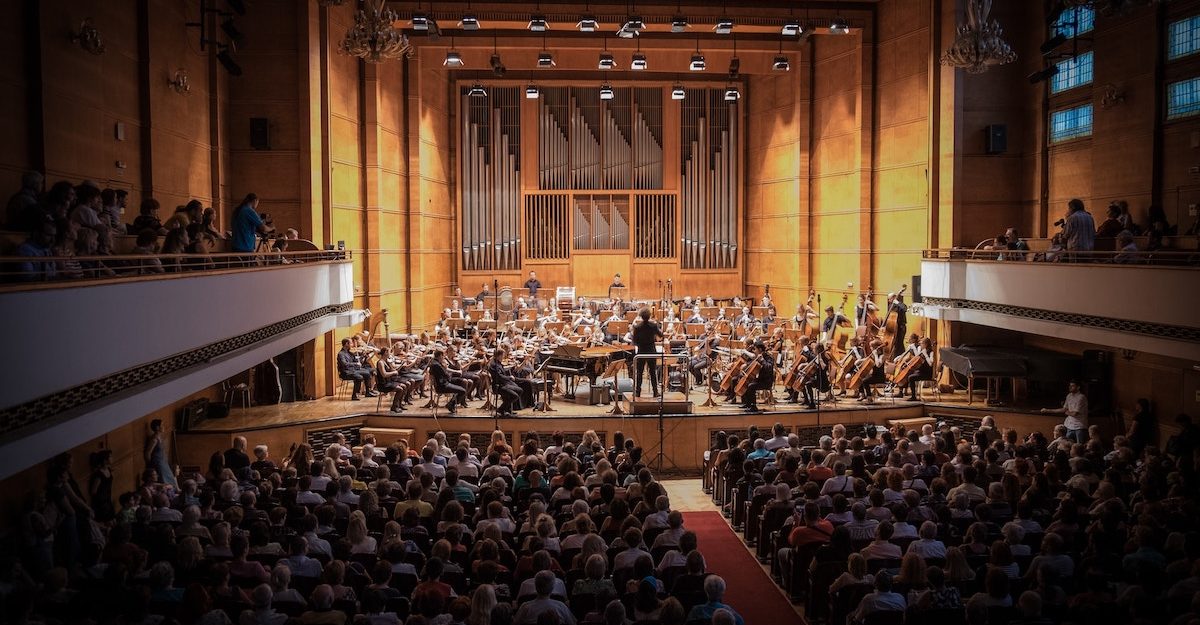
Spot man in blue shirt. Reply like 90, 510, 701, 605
231, 192, 273, 253
16, 220, 57, 281
687, 575, 745, 625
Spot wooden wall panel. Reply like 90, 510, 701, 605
0, 1, 29, 192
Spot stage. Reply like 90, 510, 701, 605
175, 387, 1063, 474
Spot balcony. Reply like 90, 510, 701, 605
918, 248, 1200, 361
0, 250, 355, 478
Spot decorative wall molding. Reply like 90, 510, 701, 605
921, 297, 1200, 343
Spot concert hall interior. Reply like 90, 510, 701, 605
2, 1, 1200, 624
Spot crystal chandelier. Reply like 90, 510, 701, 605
339, 0, 413, 63
941, 0, 1016, 73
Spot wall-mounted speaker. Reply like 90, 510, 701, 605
985, 124, 1007, 155
250, 117, 270, 150
911, 275, 922, 303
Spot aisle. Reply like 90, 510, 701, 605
681, 509, 806, 625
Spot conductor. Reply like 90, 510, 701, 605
631, 307, 664, 398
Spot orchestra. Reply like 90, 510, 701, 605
336, 283, 939, 418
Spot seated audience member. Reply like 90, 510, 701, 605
16, 219, 57, 281
512, 570, 575, 625
851, 573, 906, 624
686, 576, 744, 625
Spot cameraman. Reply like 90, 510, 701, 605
231, 192, 275, 254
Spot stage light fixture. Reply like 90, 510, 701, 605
577, 15, 599, 32
1028, 65, 1060, 84
782, 21, 802, 37
468, 83, 488, 98
459, 15, 481, 30
599, 52, 616, 69
671, 16, 689, 33
1041, 33, 1068, 56
412, 13, 430, 31
724, 86, 740, 101
631, 53, 647, 70
525, 85, 540, 99
443, 50, 464, 67
623, 16, 646, 33
690, 53, 706, 71
830, 17, 850, 34
528, 15, 549, 32
537, 52, 555, 68
773, 55, 790, 71
600, 84, 615, 100
714, 19, 734, 35
671, 84, 686, 100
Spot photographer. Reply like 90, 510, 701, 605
231, 192, 274, 255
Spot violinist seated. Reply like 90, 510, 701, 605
447, 343, 485, 401
508, 350, 538, 407
739, 340, 776, 413
854, 339, 889, 404
689, 323, 720, 387
733, 306, 755, 329
428, 348, 468, 415
337, 338, 378, 401
685, 306, 706, 325
487, 347, 523, 417
374, 346, 411, 413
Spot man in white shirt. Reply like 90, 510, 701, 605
295, 476, 325, 506
613, 527, 652, 571
764, 423, 790, 451
851, 573, 906, 624
334, 476, 360, 506
642, 496, 672, 530
513, 571, 576, 625
845, 503, 880, 542
918, 423, 937, 447
860, 522, 902, 561
300, 514, 332, 558
947, 466, 986, 505
418, 447, 446, 479
1041, 380, 1089, 443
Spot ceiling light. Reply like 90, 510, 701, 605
830, 17, 850, 35
443, 50, 464, 67
599, 52, 616, 69
690, 53, 706, 71
537, 52, 555, 68
600, 84, 615, 100
724, 86, 740, 101
412, 13, 430, 31
577, 15, 599, 32
529, 15, 549, 32
468, 83, 488, 98
631, 53, 647, 70
671, 16, 689, 33
459, 15, 481, 30
782, 21, 802, 37
1028, 65, 1059, 84
671, 84, 686, 100
623, 16, 646, 33
525, 85, 540, 99
772, 55, 790, 71
714, 19, 734, 35
728, 57, 740, 76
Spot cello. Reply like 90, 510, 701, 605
734, 350, 763, 397
890, 337, 931, 387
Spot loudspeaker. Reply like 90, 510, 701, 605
911, 275, 923, 303
177, 398, 209, 432
985, 124, 1007, 154
250, 117, 270, 150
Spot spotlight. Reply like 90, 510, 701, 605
671, 16, 689, 33
525, 85, 540, 99
830, 17, 850, 34
728, 57, 740, 76
631, 53, 647, 70
724, 86, 740, 101
459, 15, 481, 30
714, 19, 734, 35
1028, 65, 1060, 84
622, 16, 646, 33
217, 47, 242, 76
490, 53, 506, 76
690, 53, 706, 71
782, 21, 802, 37
443, 50, 464, 67
528, 15, 549, 32
468, 83, 488, 98
600, 84, 615, 100
598, 52, 616, 70
412, 13, 430, 31
220, 18, 244, 46
1041, 33, 1068, 56
577, 15, 599, 32
225, 0, 246, 16
772, 55, 790, 71
537, 52, 555, 68
671, 84, 686, 100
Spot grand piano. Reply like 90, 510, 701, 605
539, 343, 634, 395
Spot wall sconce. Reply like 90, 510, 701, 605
71, 18, 106, 55
168, 69, 191, 95
1101, 83, 1126, 110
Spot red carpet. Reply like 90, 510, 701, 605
683, 511, 805, 625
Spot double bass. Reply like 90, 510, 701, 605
828, 291, 854, 359
879, 284, 908, 355
855, 287, 881, 341
795, 289, 819, 340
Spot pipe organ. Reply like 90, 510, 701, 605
459, 84, 740, 287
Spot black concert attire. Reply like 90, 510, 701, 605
685, 313, 705, 324
336, 347, 376, 398
451, 353, 483, 400
690, 335, 719, 386
429, 359, 467, 413
476, 289, 491, 301
741, 352, 776, 412
783, 346, 811, 404
631, 319, 664, 397
511, 360, 537, 408
488, 358, 522, 415
859, 348, 888, 399
906, 348, 935, 399
891, 301, 908, 358
804, 351, 831, 408
524, 278, 542, 297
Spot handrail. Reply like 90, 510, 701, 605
0, 249, 351, 289
922, 247, 1200, 267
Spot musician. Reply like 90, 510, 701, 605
630, 307, 664, 398
523, 271, 542, 297
783, 336, 813, 404
337, 338, 378, 401
903, 337, 935, 401
855, 339, 888, 403
488, 347, 523, 417
449, 300, 465, 318
741, 341, 776, 413
689, 323, 720, 386
608, 273, 625, 298
854, 294, 879, 330
537, 306, 558, 330
760, 294, 772, 308
476, 282, 491, 301
734, 306, 755, 329
429, 349, 468, 415
374, 347, 406, 412
803, 343, 832, 409
886, 292, 908, 357
508, 350, 538, 408
685, 306, 705, 325
836, 337, 865, 396
573, 308, 596, 332
704, 295, 715, 307
821, 306, 850, 337
446, 344, 482, 401
761, 305, 778, 329
792, 303, 818, 328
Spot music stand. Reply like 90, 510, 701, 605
446, 318, 466, 337
600, 360, 627, 415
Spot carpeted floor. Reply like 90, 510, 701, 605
682, 510, 805, 625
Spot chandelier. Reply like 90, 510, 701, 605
941, 0, 1016, 73
339, 0, 413, 63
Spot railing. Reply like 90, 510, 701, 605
922, 247, 1200, 267
0, 249, 351, 289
